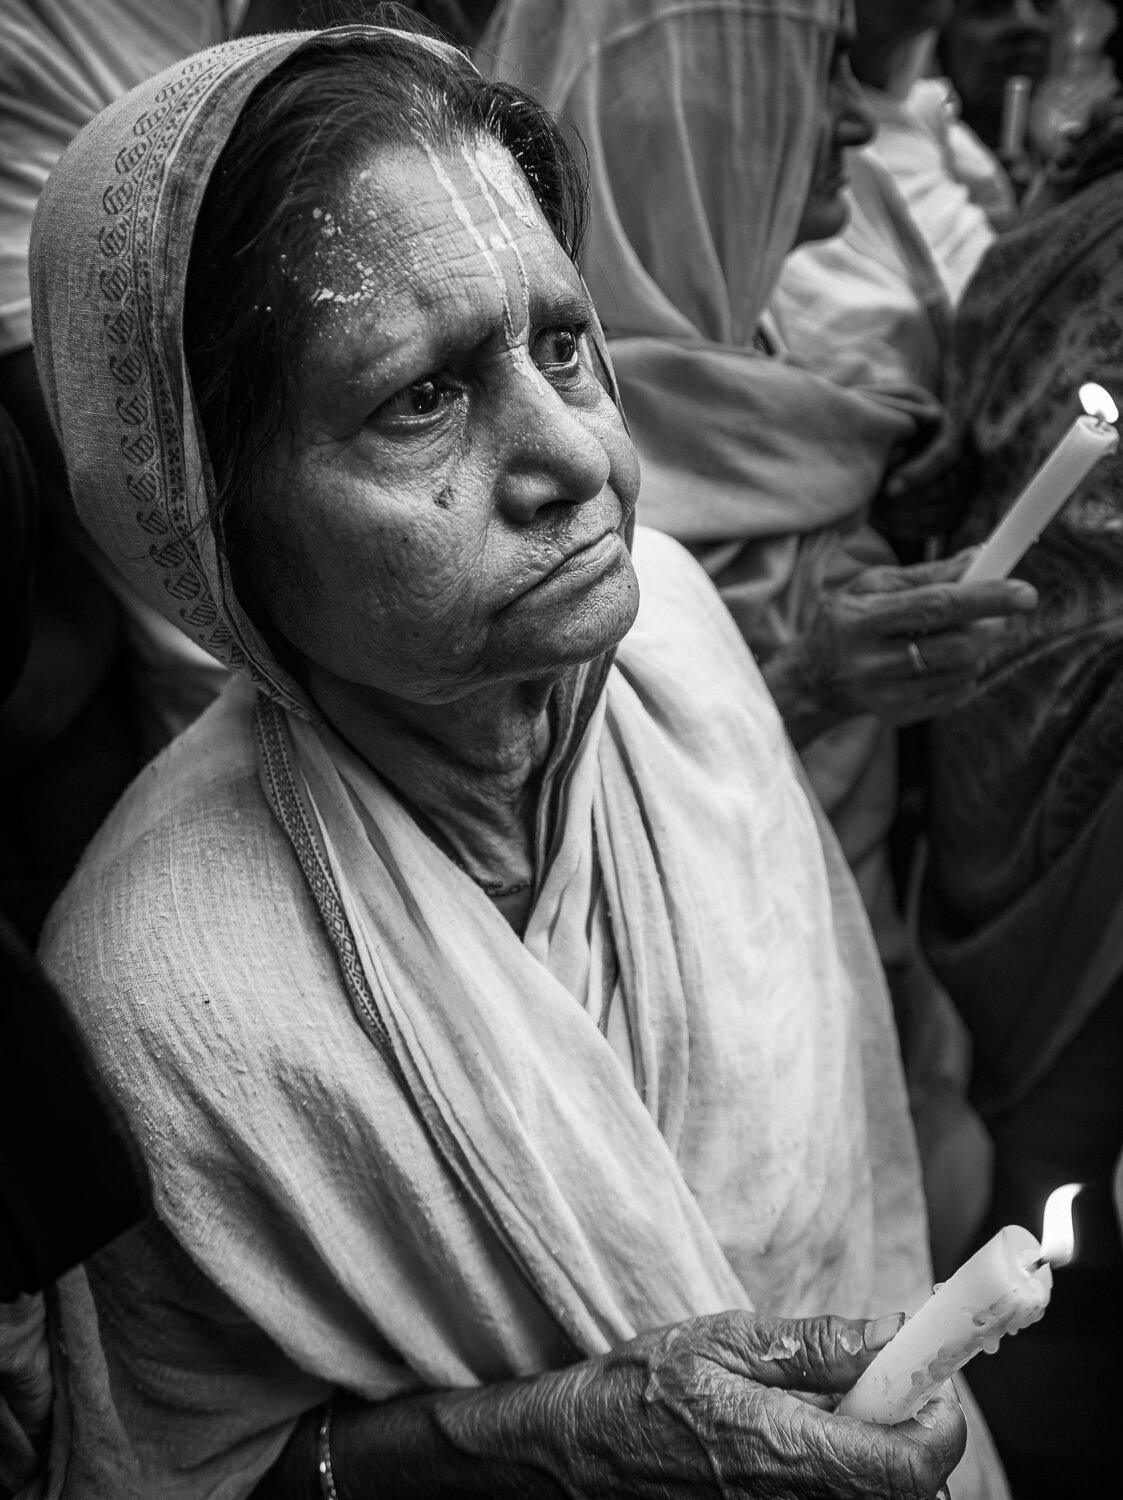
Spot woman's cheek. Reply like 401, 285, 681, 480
379, 502, 488, 627
599, 410, 641, 514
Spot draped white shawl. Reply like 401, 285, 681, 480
37, 530, 929, 1495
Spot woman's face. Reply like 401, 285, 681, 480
943, 0, 1059, 143
795, 30, 877, 247
244, 138, 641, 706
855, 0, 950, 45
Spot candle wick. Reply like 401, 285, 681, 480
1027, 1255, 1048, 1272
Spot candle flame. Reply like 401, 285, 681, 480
1040, 1183, 1081, 1267
1079, 383, 1119, 425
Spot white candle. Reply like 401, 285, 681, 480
962, 384, 1119, 584
998, 75, 1032, 160
838, 1184, 1079, 1425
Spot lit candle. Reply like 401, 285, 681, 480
962, 384, 1119, 584
838, 1184, 1080, 1425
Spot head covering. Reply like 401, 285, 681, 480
481, 0, 835, 346
30, 23, 467, 723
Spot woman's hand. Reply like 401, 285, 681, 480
550, 1311, 965, 1499
258, 1311, 965, 1499
764, 551, 1038, 747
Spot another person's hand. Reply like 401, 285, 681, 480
764, 550, 1038, 747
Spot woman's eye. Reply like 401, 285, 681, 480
532, 326, 582, 371
374, 377, 450, 422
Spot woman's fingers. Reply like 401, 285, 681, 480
845, 632, 975, 683
851, 576, 1037, 639
846, 552, 976, 595
804, 640, 993, 726
584, 1313, 964, 1500
683, 1312, 965, 1498
888, 1382, 967, 1496
772, 555, 1038, 731
775, 1381, 966, 1500
884, 623, 1001, 679
711, 1313, 905, 1393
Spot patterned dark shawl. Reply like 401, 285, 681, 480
923, 155, 1123, 1116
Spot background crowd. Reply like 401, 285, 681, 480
2, 3, 1122, 1499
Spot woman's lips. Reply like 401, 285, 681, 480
504, 529, 626, 607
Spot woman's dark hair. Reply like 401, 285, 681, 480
183, 6, 588, 583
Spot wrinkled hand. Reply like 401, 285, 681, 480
305, 1313, 963, 1500
555, 1311, 965, 1499
765, 551, 1038, 746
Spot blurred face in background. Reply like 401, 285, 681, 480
855, 0, 952, 51
942, 0, 1060, 147
851, 1, 953, 89
795, 18, 877, 246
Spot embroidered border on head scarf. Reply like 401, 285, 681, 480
31, 26, 469, 720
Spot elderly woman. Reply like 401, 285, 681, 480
477, 0, 1037, 964
773, 0, 1003, 399
29, 16, 995, 1500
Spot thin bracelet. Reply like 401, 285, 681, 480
317, 1397, 340, 1500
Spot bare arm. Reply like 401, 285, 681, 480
253, 1313, 965, 1499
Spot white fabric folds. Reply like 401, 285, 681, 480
39, 533, 931, 1495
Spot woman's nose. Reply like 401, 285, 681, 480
838, 95, 876, 151
491, 362, 612, 522
832, 60, 876, 151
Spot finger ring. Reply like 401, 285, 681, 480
908, 640, 929, 673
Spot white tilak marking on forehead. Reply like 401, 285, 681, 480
460, 144, 531, 350
414, 137, 518, 344
473, 142, 538, 228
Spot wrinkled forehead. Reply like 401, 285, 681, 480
299, 137, 572, 330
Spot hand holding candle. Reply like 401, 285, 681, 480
963, 385, 1119, 583
838, 1184, 1080, 1425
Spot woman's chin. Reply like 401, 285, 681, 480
491, 556, 641, 679
792, 184, 850, 249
